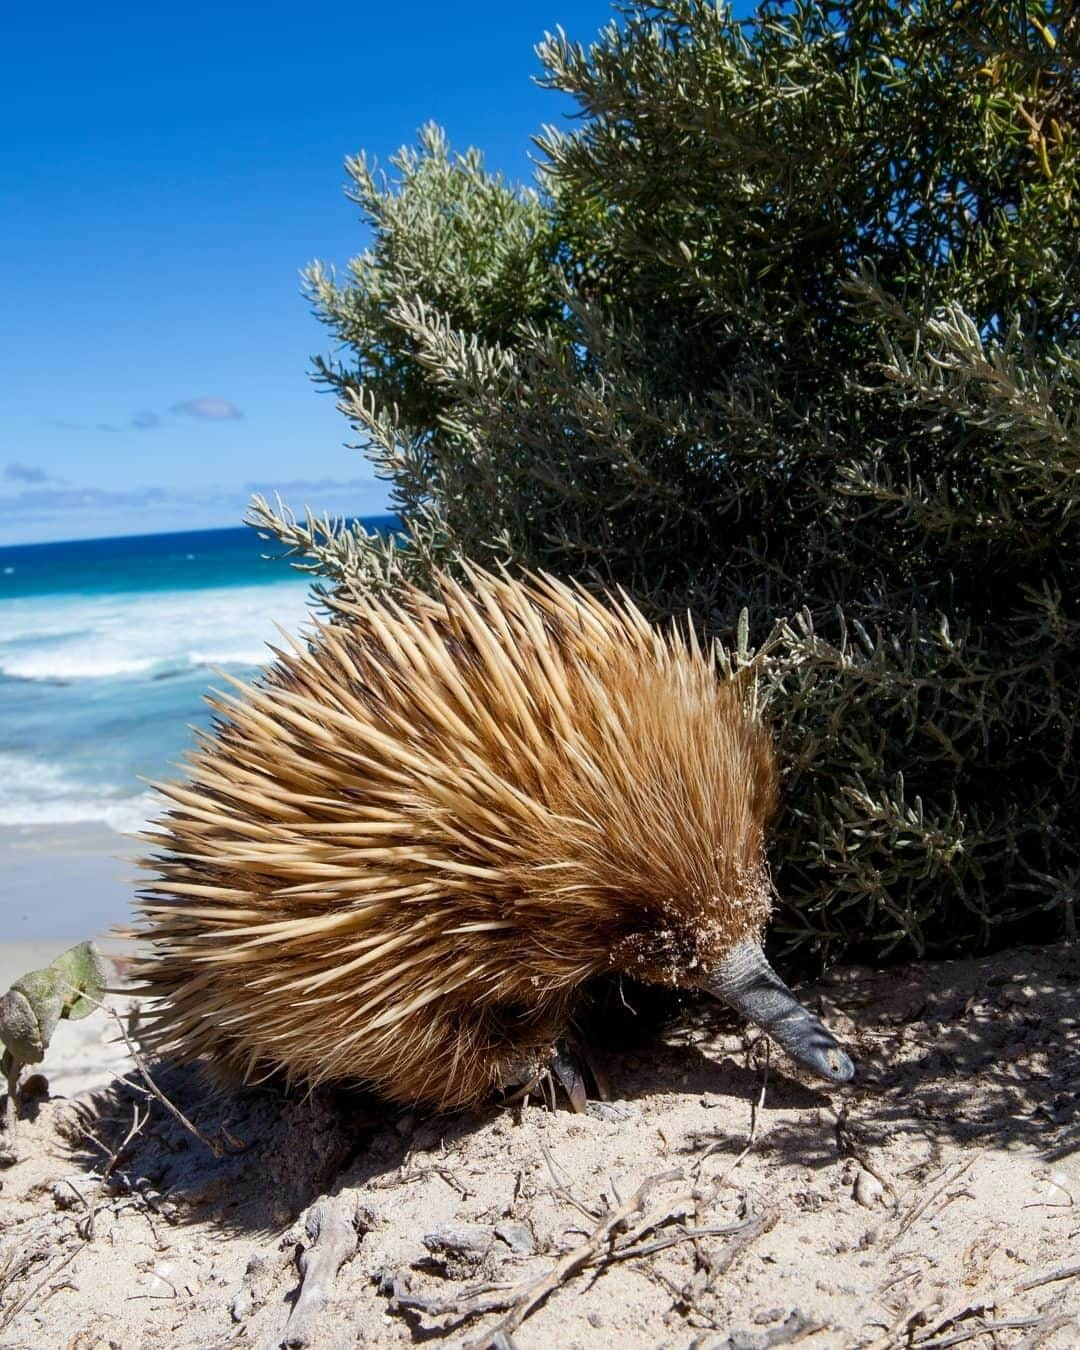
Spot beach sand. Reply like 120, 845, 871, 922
0, 941, 1076, 1346
0, 825, 139, 1101
0, 821, 139, 944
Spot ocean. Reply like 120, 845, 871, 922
0, 520, 395, 837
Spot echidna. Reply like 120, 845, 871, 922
133, 567, 853, 1110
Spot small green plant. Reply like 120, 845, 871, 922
0, 941, 107, 1127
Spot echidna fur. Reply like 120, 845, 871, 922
131, 567, 845, 1110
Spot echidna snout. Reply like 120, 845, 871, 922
133, 566, 854, 1109
700, 941, 855, 1083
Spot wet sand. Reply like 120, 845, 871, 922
0, 820, 138, 949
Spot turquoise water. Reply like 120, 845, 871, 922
0, 521, 394, 833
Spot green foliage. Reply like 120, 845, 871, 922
1, 942, 106, 1119
254, 1, 1079, 961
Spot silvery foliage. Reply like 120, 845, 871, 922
251, 3, 1079, 960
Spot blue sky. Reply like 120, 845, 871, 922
1, 1, 629, 543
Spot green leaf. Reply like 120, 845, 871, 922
50, 941, 107, 1022
0, 980, 60, 1065
0, 942, 107, 1067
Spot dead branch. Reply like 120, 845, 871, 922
105, 1007, 225, 1157
56, 988, 228, 1166
391, 1164, 780, 1350
370, 1163, 474, 1199
694, 1038, 770, 1181
609, 1211, 767, 1264
919, 1314, 1044, 1348
652, 1202, 779, 1332
1015, 1261, 1080, 1293
1016, 1301, 1079, 1350
104, 1101, 149, 1179
391, 1168, 683, 1346
700, 1206, 778, 1283
0, 1237, 87, 1333
462, 1168, 683, 1349
891, 1155, 979, 1245
282, 1195, 364, 1348
77, 992, 227, 1158
540, 1139, 602, 1220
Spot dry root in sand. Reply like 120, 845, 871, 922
379, 1166, 787, 1349
282, 1195, 370, 1348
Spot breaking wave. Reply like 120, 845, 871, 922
0, 753, 157, 835
0, 580, 311, 684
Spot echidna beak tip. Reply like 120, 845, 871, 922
785, 1030, 855, 1085
701, 941, 856, 1086
819, 1046, 856, 1084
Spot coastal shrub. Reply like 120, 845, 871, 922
252, 1, 1079, 963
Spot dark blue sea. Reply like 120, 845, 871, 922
0, 520, 394, 834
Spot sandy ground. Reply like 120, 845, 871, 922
0, 823, 136, 941
0, 942, 1076, 1349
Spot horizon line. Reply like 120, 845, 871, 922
0, 512, 400, 556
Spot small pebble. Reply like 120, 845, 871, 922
230, 1290, 253, 1323
585, 1100, 640, 1123
494, 1220, 535, 1255
52, 1182, 80, 1211
423, 1223, 489, 1258
143, 1263, 177, 1298
854, 1169, 885, 1208
20, 1074, 49, 1101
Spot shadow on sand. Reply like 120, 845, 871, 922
55, 942, 1076, 1236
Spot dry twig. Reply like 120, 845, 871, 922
462, 1167, 681, 1348
0, 1237, 87, 1333
390, 1165, 781, 1349
392, 1169, 682, 1345
104, 1101, 149, 1179
283, 1195, 363, 1348
694, 1038, 770, 1181
74, 991, 228, 1158
540, 1140, 601, 1220
891, 1155, 979, 1245
1014, 1261, 1080, 1293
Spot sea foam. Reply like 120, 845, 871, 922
0, 575, 317, 837
0, 580, 312, 684
0, 753, 157, 835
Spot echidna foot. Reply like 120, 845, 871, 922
497, 1041, 608, 1114
549, 1048, 588, 1113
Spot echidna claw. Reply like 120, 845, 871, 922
550, 1048, 589, 1113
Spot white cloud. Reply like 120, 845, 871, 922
4, 462, 50, 484
44, 397, 245, 431
0, 477, 391, 546
170, 396, 244, 421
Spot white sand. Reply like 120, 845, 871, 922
0, 821, 139, 942
0, 943, 1076, 1347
